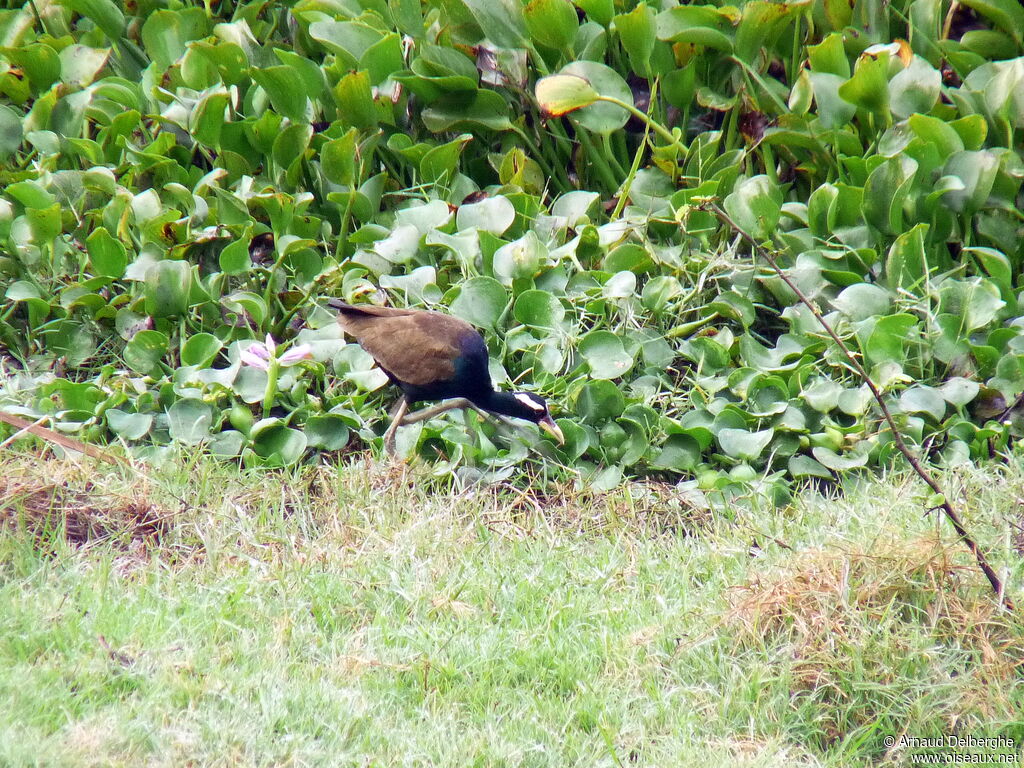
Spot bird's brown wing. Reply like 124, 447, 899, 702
334, 304, 475, 386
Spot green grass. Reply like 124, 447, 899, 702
1, 452, 1023, 767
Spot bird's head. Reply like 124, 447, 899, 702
508, 392, 564, 445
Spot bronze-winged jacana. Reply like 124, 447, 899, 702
327, 299, 565, 455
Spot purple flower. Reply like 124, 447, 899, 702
240, 334, 311, 370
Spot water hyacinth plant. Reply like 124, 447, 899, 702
0, 0, 1021, 503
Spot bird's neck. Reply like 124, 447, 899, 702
474, 390, 524, 419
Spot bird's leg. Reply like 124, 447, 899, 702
397, 398, 475, 426
383, 398, 409, 456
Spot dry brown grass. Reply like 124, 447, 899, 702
727, 534, 1024, 689
0, 459, 173, 549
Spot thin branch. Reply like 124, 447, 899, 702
706, 202, 1013, 611
0, 411, 124, 465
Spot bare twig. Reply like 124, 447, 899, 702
707, 202, 1013, 611
0, 411, 124, 465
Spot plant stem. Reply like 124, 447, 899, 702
262, 359, 280, 419
596, 95, 688, 154
612, 78, 659, 220
708, 201, 1013, 611
576, 129, 620, 195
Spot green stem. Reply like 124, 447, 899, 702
261, 252, 289, 332
512, 125, 570, 191
612, 79, 659, 220
595, 95, 688, 154
262, 359, 280, 419
600, 133, 627, 178
666, 313, 718, 339
576, 129, 620, 194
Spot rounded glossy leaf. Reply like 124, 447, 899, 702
899, 385, 947, 421
123, 330, 168, 375
513, 290, 565, 329
557, 61, 632, 133
144, 260, 192, 318
554, 418, 590, 461
525, 0, 579, 51
579, 330, 635, 379
576, 379, 625, 423
106, 410, 153, 440
181, 333, 223, 367
723, 175, 782, 240
938, 377, 980, 407
812, 445, 870, 471
831, 283, 892, 321
304, 414, 351, 451
651, 433, 701, 471
208, 430, 245, 458
889, 56, 941, 118
86, 226, 127, 278
450, 277, 508, 330
167, 398, 214, 445
0, 105, 23, 160
251, 420, 307, 466
535, 74, 599, 116
457, 196, 515, 235
717, 427, 774, 461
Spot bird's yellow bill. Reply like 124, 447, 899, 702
539, 416, 564, 445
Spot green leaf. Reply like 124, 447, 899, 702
450, 277, 508, 330
554, 61, 632, 133
838, 49, 890, 114
525, 0, 579, 52
858, 313, 919, 365
717, 428, 773, 461
812, 444, 870, 470
899, 385, 947, 421
219, 239, 251, 275
304, 414, 351, 451
535, 74, 599, 117
832, 283, 892, 321
579, 330, 635, 379
123, 330, 168, 375
167, 398, 214, 445
651, 434, 701, 471
863, 156, 918, 235
106, 409, 153, 441
423, 90, 514, 133
959, 0, 1024, 44
181, 333, 223, 367
614, 3, 656, 76
251, 420, 308, 466
889, 56, 941, 118
655, 6, 735, 51
59, 45, 110, 86
322, 130, 358, 186
86, 226, 127, 278
938, 377, 980, 407
461, 0, 528, 48
70, 0, 125, 39
942, 150, 999, 214
144, 260, 192, 317
141, 8, 210, 70
332, 70, 377, 130
724, 175, 782, 240
576, 379, 625, 423
0, 105, 23, 159
513, 290, 565, 329
456, 196, 515, 235
789, 455, 833, 479
884, 224, 929, 292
